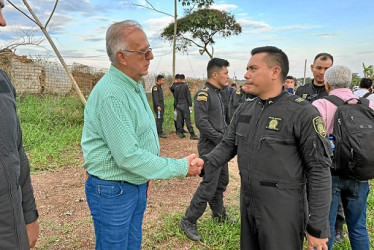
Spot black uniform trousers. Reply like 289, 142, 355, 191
153, 106, 164, 134
176, 106, 194, 134
184, 137, 229, 222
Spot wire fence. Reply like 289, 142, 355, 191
0, 50, 206, 99
0, 50, 107, 96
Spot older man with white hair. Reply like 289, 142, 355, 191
313, 65, 374, 250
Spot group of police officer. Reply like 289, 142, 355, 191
151, 49, 341, 250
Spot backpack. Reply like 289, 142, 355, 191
362, 92, 371, 98
324, 95, 374, 180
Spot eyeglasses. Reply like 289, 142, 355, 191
121, 47, 153, 57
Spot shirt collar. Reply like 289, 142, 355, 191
110, 64, 143, 91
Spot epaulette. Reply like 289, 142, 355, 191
202, 86, 209, 91
289, 95, 309, 105
236, 89, 241, 94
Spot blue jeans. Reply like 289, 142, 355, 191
327, 176, 369, 250
85, 174, 147, 250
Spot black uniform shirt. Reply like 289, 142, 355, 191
295, 80, 328, 102
174, 82, 192, 109
203, 90, 333, 239
194, 82, 227, 145
228, 87, 256, 120
151, 84, 164, 109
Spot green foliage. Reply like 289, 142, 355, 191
179, 0, 214, 8
142, 206, 240, 249
17, 95, 84, 172
350, 72, 361, 89
362, 62, 374, 79
161, 8, 242, 58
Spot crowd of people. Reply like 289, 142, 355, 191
1, 4, 374, 249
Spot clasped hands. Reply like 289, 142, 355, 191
186, 154, 204, 177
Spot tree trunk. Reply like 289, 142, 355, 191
20, 0, 86, 105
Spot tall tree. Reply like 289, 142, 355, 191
161, 8, 242, 59
7, 0, 86, 105
132, 0, 213, 77
362, 62, 374, 79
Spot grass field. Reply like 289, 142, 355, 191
17, 94, 374, 249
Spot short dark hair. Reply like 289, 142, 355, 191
251, 46, 289, 82
175, 74, 180, 79
207, 58, 230, 78
156, 75, 164, 82
231, 83, 237, 87
180, 74, 185, 80
314, 53, 333, 64
359, 78, 373, 89
285, 75, 294, 80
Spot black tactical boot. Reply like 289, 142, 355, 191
179, 218, 202, 241
190, 133, 199, 140
334, 227, 344, 243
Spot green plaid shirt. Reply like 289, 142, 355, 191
81, 65, 188, 185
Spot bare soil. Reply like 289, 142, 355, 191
32, 133, 240, 249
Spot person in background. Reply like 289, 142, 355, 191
192, 46, 332, 250
295, 52, 345, 243
170, 74, 181, 133
353, 78, 374, 101
152, 74, 167, 138
228, 84, 255, 121
0, 1, 39, 249
229, 82, 237, 93
313, 65, 374, 250
296, 53, 333, 102
220, 83, 231, 124
173, 74, 199, 140
284, 75, 296, 94
81, 20, 202, 250
179, 58, 236, 241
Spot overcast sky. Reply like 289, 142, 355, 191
1, 0, 374, 80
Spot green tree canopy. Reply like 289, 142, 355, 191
161, 8, 242, 58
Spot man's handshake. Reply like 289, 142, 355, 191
186, 154, 205, 177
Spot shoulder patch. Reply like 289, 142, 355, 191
236, 89, 241, 94
153, 86, 158, 91
197, 96, 208, 102
312, 116, 327, 138
197, 92, 208, 97
289, 95, 309, 106
294, 97, 304, 103
202, 86, 209, 91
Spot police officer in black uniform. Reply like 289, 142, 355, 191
152, 74, 167, 138
170, 74, 181, 133
194, 46, 332, 249
295, 53, 333, 102
228, 84, 256, 121
179, 58, 235, 241
295, 52, 345, 243
220, 84, 231, 124
173, 74, 199, 140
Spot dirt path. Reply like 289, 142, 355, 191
32, 133, 240, 249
